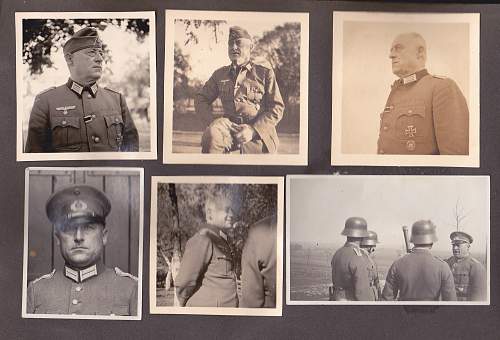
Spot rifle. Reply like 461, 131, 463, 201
402, 226, 411, 253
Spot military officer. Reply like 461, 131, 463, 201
330, 217, 374, 301
381, 220, 456, 301
360, 230, 381, 300
175, 188, 242, 307
25, 27, 139, 153
445, 231, 487, 301
196, 26, 285, 154
240, 214, 277, 308
377, 32, 469, 155
27, 185, 138, 315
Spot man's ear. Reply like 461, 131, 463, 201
64, 53, 73, 66
54, 231, 61, 246
102, 227, 108, 246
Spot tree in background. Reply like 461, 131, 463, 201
23, 18, 149, 75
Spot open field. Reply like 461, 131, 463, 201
289, 243, 486, 301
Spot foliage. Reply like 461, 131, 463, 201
156, 183, 278, 279
252, 22, 301, 103
175, 19, 227, 46
23, 18, 149, 74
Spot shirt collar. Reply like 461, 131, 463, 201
66, 79, 99, 97
229, 61, 252, 75
392, 69, 429, 88
64, 262, 103, 283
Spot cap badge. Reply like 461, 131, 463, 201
70, 200, 88, 212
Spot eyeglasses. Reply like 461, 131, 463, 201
85, 49, 104, 59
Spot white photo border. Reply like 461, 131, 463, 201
149, 175, 284, 316
163, 9, 309, 165
331, 11, 480, 167
286, 174, 490, 305
15, 11, 157, 161
22, 166, 144, 320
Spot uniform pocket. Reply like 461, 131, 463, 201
218, 80, 233, 101
395, 104, 426, 139
246, 84, 264, 103
50, 116, 81, 149
104, 114, 124, 149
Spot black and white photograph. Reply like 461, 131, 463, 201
149, 176, 283, 316
16, 12, 157, 161
287, 175, 489, 305
331, 12, 480, 167
163, 10, 309, 165
22, 167, 144, 320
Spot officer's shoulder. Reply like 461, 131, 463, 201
103, 86, 123, 96
114, 267, 138, 282
433, 255, 448, 264
430, 74, 458, 87
351, 247, 363, 257
30, 269, 56, 285
469, 257, 482, 265
34, 87, 57, 101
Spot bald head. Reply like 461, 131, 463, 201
389, 32, 427, 78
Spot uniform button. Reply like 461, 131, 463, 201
383, 126, 388, 131
94, 136, 100, 143
92, 114, 96, 118
114, 118, 119, 122
75, 286, 82, 292
72, 299, 78, 305
63, 111, 68, 115
408, 109, 413, 114
110, 313, 116, 316
62, 120, 67, 125
87, 94, 92, 98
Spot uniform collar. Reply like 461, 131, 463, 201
229, 61, 252, 76
66, 78, 99, 97
345, 241, 361, 249
411, 247, 432, 253
64, 262, 103, 283
392, 69, 429, 88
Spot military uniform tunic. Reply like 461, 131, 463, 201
361, 249, 381, 301
377, 69, 469, 155
175, 225, 238, 307
381, 248, 457, 301
27, 265, 138, 315
445, 255, 487, 301
25, 79, 139, 152
196, 62, 285, 153
330, 242, 374, 301
240, 215, 277, 308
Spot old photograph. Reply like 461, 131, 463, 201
22, 167, 144, 320
149, 176, 284, 316
16, 12, 157, 161
287, 175, 489, 305
331, 12, 480, 167
163, 10, 309, 165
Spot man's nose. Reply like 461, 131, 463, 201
74, 226, 84, 242
95, 53, 103, 62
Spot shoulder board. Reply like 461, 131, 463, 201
352, 247, 362, 257
114, 267, 138, 281
432, 74, 448, 80
433, 256, 447, 263
252, 62, 272, 70
36, 86, 56, 96
31, 269, 56, 284
470, 257, 481, 264
104, 86, 121, 94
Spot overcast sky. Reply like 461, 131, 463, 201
289, 176, 489, 253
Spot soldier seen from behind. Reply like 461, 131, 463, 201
360, 230, 382, 300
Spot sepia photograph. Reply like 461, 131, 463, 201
163, 10, 309, 165
22, 167, 144, 320
149, 176, 284, 316
331, 12, 480, 167
287, 175, 489, 305
16, 12, 157, 161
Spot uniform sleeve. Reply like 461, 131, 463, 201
26, 282, 36, 313
349, 256, 374, 301
240, 231, 265, 308
252, 68, 285, 149
469, 261, 487, 301
129, 280, 138, 316
175, 234, 212, 307
440, 263, 458, 301
381, 263, 398, 301
432, 79, 469, 155
120, 94, 139, 152
25, 95, 52, 152
195, 72, 219, 126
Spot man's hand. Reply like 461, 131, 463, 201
233, 124, 257, 144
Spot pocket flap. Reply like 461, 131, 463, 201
396, 104, 425, 118
104, 114, 124, 127
51, 116, 80, 129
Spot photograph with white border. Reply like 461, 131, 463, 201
150, 176, 284, 316
22, 167, 144, 320
164, 9, 308, 165
287, 175, 489, 305
331, 12, 480, 167
16, 12, 157, 161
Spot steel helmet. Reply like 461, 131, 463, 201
361, 230, 379, 246
341, 217, 369, 238
410, 220, 438, 244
